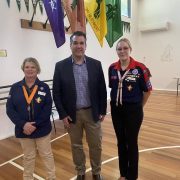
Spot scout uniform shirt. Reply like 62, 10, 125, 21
109, 57, 152, 104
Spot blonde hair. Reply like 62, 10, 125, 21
116, 38, 132, 52
21, 57, 41, 74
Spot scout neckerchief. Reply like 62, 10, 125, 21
22, 85, 38, 114
116, 70, 130, 106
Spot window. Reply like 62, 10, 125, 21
121, 0, 131, 17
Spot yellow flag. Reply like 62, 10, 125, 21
84, 0, 107, 46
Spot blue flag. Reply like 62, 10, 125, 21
44, 0, 65, 48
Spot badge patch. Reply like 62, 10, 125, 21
127, 85, 133, 91
132, 69, 138, 75
146, 80, 152, 89
125, 76, 136, 82
36, 97, 42, 103
40, 87, 44, 91
38, 91, 46, 96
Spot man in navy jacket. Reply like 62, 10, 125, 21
53, 31, 107, 180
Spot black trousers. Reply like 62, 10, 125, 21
111, 101, 143, 180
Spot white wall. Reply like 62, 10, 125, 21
0, 0, 71, 139
1, 0, 179, 139
136, 0, 180, 90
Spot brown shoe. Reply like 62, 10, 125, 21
76, 174, 85, 180
93, 174, 103, 180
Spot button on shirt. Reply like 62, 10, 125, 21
73, 59, 91, 109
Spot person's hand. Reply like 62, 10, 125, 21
63, 116, 72, 129
23, 122, 36, 135
99, 115, 105, 122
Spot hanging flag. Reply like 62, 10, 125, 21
105, 0, 123, 47
43, 0, 66, 48
16, 0, 21, 11
6, 0, 10, 7
31, 0, 37, 13
24, 0, 29, 12
62, 0, 86, 33
39, 0, 43, 14
84, 0, 107, 47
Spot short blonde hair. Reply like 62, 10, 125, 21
116, 38, 132, 52
21, 57, 41, 74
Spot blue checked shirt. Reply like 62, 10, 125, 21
73, 59, 91, 109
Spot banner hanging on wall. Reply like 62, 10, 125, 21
6, 0, 10, 7
105, 0, 123, 47
39, 0, 43, 14
31, 0, 37, 13
84, 0, 107, 47
24, 0, 29, 12
63, 0, 86, 33
16, 0, 21, 11
44, 0, 65, 48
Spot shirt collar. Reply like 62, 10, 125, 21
114, 57, 136, 70
72, 57, 86, 64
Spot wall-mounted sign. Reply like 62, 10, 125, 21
0, 50, 7, 57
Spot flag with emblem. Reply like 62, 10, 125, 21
62, 0, 86, 33
84, 0, 107, 47
105, 0, 123, 47
43, 0, 66, 48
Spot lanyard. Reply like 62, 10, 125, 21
116, 70, 130, 106
22, 85, 38, 105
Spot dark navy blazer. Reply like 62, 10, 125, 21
6, 78, 52, 138
53, 56, 107, 123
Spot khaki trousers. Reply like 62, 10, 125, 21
68, 108, 102, 175
19, 133, 56, 180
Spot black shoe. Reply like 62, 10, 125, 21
76, 174, 85, 180
93, 174, 103, 180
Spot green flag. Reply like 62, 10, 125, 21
24, 0, 29, 12
39, 0, 43, 14
71, 0, 78, 9
31, 0, 37, 14
16, 0, 21, 11
105, 0, 123, 47
7, 0, 10, 7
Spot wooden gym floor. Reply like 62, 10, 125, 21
0, 91, 180, 180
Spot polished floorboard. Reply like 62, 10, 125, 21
0, 91, 180, 180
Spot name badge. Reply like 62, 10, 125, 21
38, 91, 46, 96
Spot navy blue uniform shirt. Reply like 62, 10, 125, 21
109, 57, 152, 104
6, 78, 52, 138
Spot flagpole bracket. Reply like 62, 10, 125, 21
43, 18, 49, 29
21, 19, 52, 32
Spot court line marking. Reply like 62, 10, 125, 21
0, 154, 24, 167
70, 145, 180, 180
0, 133, 68, 167
0, 112, 110, 167
51, 132, 68, 142
10, 161, 45, 180
0, 112, 179, 179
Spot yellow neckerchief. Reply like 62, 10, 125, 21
22, 85, 38, 105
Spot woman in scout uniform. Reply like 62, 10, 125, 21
108, 38, 152, 180
6, 57, 56, 180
